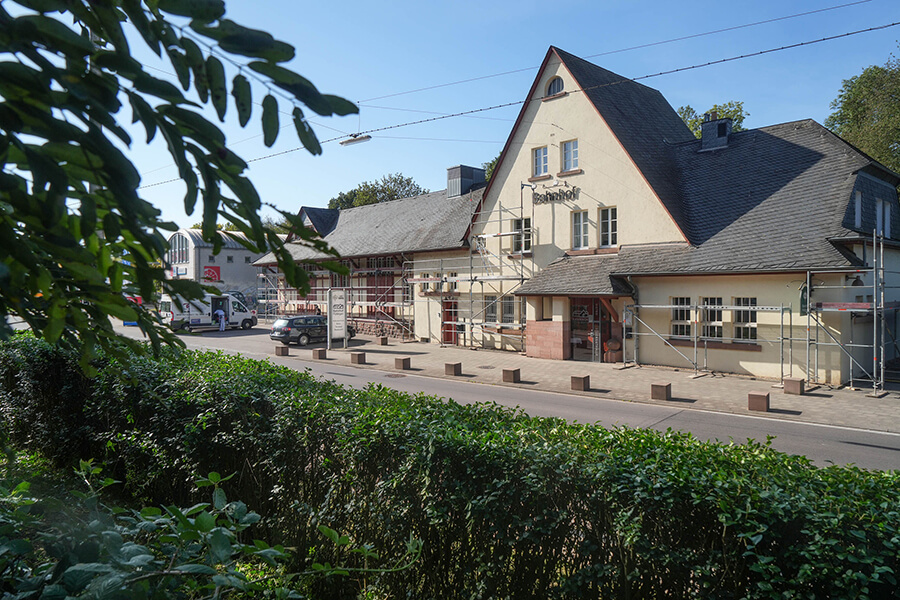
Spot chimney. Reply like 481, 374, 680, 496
447, 165, 486, 198
700, 112, 732, 151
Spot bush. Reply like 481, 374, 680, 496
1, 334, 898, 599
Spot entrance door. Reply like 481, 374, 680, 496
442, 301, 458, 345
571, 298, 611, 362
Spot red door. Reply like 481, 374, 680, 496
442, 301, 458, 344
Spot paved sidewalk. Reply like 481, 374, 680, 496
318, 335, 900, 434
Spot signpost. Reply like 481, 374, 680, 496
328, 289, 348, 350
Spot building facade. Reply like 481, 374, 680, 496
166, 229, 276, 302
259, 46, 900, 387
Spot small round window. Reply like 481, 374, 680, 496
547, 77, 564, 96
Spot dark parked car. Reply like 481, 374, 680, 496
269, 315, 355, 346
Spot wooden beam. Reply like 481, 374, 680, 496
600, 297, 619, 323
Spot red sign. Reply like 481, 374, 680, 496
203, 266, 221, 281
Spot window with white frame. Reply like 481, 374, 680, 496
547, 76, 564, 96
513, 218, 532, 253
484, 295, 497, 322
562, 140, 579, 171
433, 273, 442, 292
734, 297, 757, 340
701, 297, 723, 339
207, 255, 215, 263
447, 272, 458, 291
533, 147, 548, 177
501, 296, 515, 323
671, 297, 691, 337
331, 271, 348, 288
877, 198, 892, 238
572, 210, 589, 249
599, 207, 617, 247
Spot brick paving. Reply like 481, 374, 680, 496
323, 335, 900, 434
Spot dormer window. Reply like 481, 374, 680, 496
547, 77, 564, 96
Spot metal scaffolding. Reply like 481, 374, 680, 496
624, 235, 898, 393
253, 198, 532, 349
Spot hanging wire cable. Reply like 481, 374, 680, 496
359, 0, 874, 103
138, 20, 900, 190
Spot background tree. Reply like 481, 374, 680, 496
483, 153, 500, 182
327, 173, 427, 209
825, 52, 900, 175
0, 0, 354, 367
678, 101, 749, 138
189, 221, 241, 231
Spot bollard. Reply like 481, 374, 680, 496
445, 362, 462, 376
783, 377, 805, 395
571, 375, 590, 391
748, 391, 770, 412
395, 357, 411, 370
651, 382, 672, 401
275, 346, 289, 357
312, 348, 327, 360
350, 351, 366, 365
502, 368, 521, 383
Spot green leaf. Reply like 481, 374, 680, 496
261, 94, 279, 147
133, 73, 188, 105
208, 528, 232, 564
195, 510, 215, 532
248, 61, 332, 116
158, 0, 226, 23
162, 105, 225, 148
168, 47, 192, 90
181, 38, 209, 103
173, 563, 218, 575
231, 73, 251, 127
292, 107, 321, 155
212, 487, 227, 510
19, 15, 94, 57
206, 56, 227, 121
323, 94, 359, 117
191, 19, 294, 63
207, 472, 221, 483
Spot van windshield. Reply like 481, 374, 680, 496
159, 301, 171, 313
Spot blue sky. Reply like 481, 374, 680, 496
131, 0, 900, 228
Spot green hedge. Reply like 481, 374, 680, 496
1, 334, 898, 599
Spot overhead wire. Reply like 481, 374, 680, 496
139, 20, 900, 191
358, 0, 874, 103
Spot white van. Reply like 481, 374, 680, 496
158, 293, 258, 332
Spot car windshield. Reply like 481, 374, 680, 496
274, 319, 290, 327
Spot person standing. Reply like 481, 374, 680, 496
214, 308, 226, 331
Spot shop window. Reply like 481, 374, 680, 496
671, 297, 691, 337
734, 297, 758, 340
701, 297, 723, 339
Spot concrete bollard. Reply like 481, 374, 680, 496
783, 377, 805, 395
378, 336, 388, 346
395, 357, 411, 370
651, 382, 672, 401
571, 375, 590, 391
350, 351, 366, 365
275, 346, 289, 357
445, 362, 462, 376
748, 391, 770, 412
312, 348, 327, 360
502, 368, 521, 383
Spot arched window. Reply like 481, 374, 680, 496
168, 233, 189, 264
547, 77, 564, 96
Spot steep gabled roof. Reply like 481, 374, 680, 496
255, 187, 483, 265
299, 207, 339, 236
175, 229, 283, 251
554, 48, 696, 236
518, 119, 891, 295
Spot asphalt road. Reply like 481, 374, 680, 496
118, 325, 900, 471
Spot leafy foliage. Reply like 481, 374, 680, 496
826, 51, 900, 175
0, 456, 416, 599
678, 101, 749, 138
0, 1, 354, 368
327, 173, 428, 209
482, 152, 500, 182
1, 334, 898, 599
